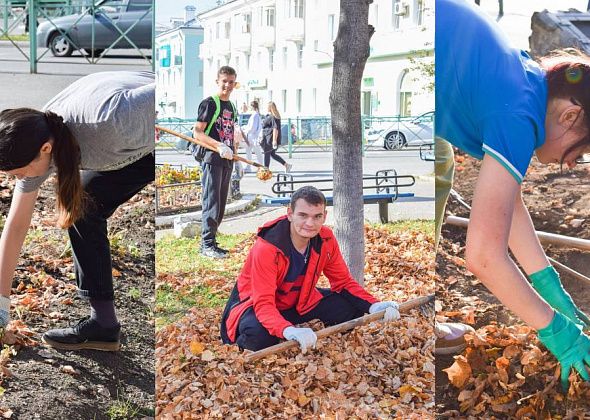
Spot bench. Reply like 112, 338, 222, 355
262, 169, 416, 223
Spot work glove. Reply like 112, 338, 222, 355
283, 326, 317, 352
0, 295, 9, 328
369, 301, 400, 322
537, 311, 590, 391
530, 266, 590, 329
217, 143, 234, 160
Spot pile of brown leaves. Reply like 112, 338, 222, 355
441, 322, 590, 418
156, 226, 435, 418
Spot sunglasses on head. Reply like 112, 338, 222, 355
576, 154, 590, 164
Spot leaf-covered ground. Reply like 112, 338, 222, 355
436, 154, 590, 418
155, 222, 435, 418
0, 174, 155, 419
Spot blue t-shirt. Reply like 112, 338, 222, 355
435, 0, 547, 183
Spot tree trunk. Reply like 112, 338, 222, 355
329, 0, 373, 285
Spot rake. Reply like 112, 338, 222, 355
245, 294, 435, 363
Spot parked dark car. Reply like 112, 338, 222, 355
36, 0, 152, 57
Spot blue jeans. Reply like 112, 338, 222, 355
200, 162, 233, 248
69, 152, 154, 300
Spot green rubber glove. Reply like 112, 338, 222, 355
538, 311, 590, 391
530, 266, 590, 329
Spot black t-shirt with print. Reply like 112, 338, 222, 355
196, 96, 236, 168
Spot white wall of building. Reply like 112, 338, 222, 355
198, 0, 433, 118
156, 25, 204, 119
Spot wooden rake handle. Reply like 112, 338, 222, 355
244, 294, 434, 363
155, 125, 267, 169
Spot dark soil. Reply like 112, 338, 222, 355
0, 175, 155, 419
435, 154, 590, 417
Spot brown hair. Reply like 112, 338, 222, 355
217, 65, 236, 78
541, 49, 590, 163
0, 108, 85, 228
268, 101, 281, 119
290, 186, 326, 210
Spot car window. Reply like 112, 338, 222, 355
127, 0, 152, 11
96, 0, 124, 13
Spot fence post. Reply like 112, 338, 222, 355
361, 115, 366, 156
3, 1, 8, 35
287, 117, 292, 158
29, 0, 37, 73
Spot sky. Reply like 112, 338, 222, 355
156, 0, 218, 26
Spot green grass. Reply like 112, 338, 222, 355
379, 219, 435, 238
156, 283, 226, 328
0, 34, 29, 42
127, 287, 141, 300
155, 232, 249, 275
106, 391, 153, 420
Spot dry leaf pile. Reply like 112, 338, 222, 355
440, 324, 590, 418
156, 226, 435, 418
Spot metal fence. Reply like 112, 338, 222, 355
156, 112, 434, 157
0, 0, 154, 73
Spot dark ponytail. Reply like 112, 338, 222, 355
44, 110, 86, 228
0, 108, 85, 228
541, 50, 590, 163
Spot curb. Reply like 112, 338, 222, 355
155, 193, 258, 228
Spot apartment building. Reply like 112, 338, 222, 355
198, 0, 433, 117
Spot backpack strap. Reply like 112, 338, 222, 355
205, 95, 221, 136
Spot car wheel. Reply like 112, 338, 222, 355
384, 131, 407, 150
84, 48, 104, 57
49, 32, 74, 57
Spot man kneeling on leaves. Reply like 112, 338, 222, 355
220, 186, 400, 352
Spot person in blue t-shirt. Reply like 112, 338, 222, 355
436, 0, 590, 390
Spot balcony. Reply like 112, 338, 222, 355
232, 32, 252, 52
253, 25, 276, 48
281, 17, 304, 42
199, 44, 211, 59
216, 38, 231, 56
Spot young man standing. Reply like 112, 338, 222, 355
193, 66, 238, 258
220, 186, 401, 351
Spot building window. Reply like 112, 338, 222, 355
287, 0, 305, 18
282, 90, 287, 112
296, 43, 303, 68
224, 21, 231, 38
417, 0, 424, 26
399, 70, 413, 116
312, 88, 317, 113
328, 14, 336, 41
269, 48, 274, 71
392, 0, 401, 29
243, 13, 252, 33
257, 51, 262, 69
235, 55, 240, 68
369, 4, 378, 27
296, 89, 302, 113
245, 53, 250, 70
283, 46, 288, 69
258, 6, 263, 25
265, 7, 275, 26
216, 22, 221, 38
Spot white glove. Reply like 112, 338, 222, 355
283, 326, 317, 352
0, 295, 10, 328
217, 143, 234, 160
369, 301, 400, 322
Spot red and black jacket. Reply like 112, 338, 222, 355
220, 215, 378, 344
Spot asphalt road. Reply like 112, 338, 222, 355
156, 146, 435, 224
0, 40, 151, 109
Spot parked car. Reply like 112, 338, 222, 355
366, 111, 434, 150
36, 0, 152, 57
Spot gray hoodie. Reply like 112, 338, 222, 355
16, 70, 155, 193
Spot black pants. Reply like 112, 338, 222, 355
235, 291, 365, 351
68, 153, 155, 300
200, 162, 233, 248
263, 149, 286, 168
